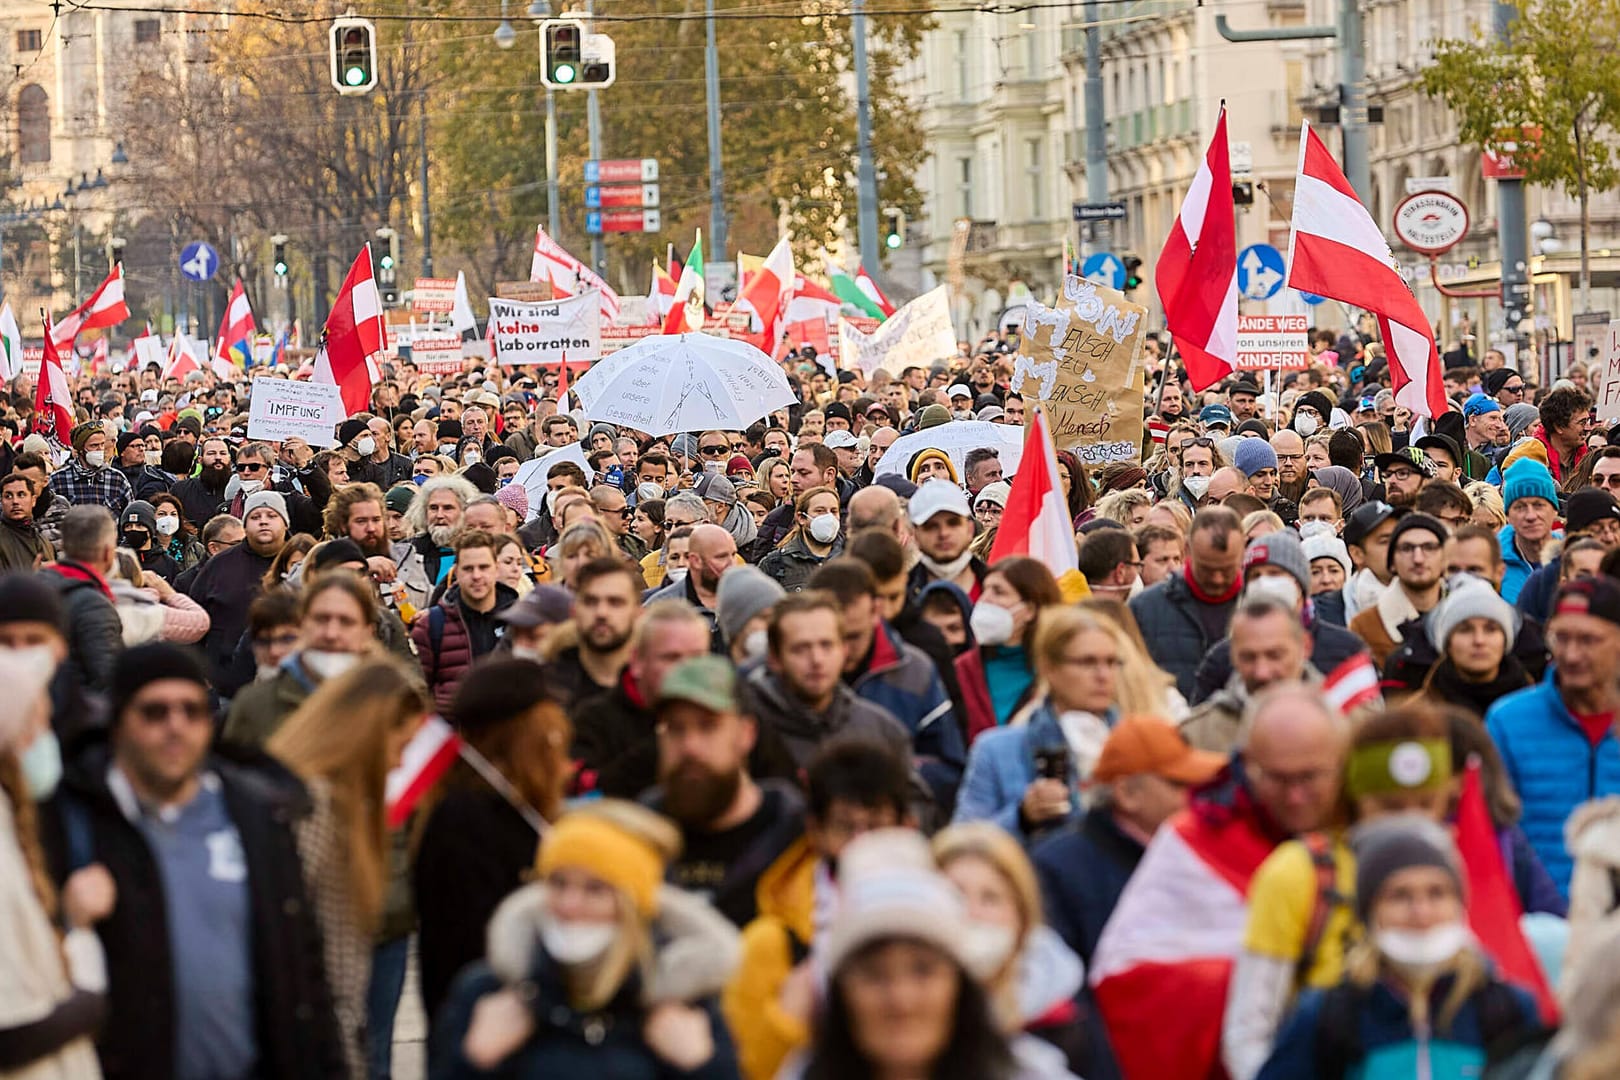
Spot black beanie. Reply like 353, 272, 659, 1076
338, 418, 369, 447
1385, 513, 1448, 573
0, 573, 65, 633
449, 657, 554, 736
308, 537, 368, 572
462, 462, 498, 494
111, 642, 208, 723
1482, 368, 1518, 397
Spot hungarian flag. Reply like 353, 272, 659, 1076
34, 313, 74, 444
215, 280, 256, 369
1287, 122, 1445, 418
52, 263, 130, 347
1455, 760, 1559, 1025
732, 236, 794, 344
531, 224, 621, 321
828, 260, 888, 321
990, 407, 1085, 599
662, 229, 705, 335
786, 274, 842, 328
0, 302, 20, 381
1156, 105, 1238, 393
313, 245, 386, 417
385, 716, 462, 828
650, 260, 679, 326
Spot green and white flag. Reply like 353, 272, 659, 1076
0, 302, 20, 380
825, 259, 888, 321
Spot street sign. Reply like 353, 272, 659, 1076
1393, 190, 1469, 256
1080, 252, 1125, 290
1236, 314, 1309, 370
1237, 244, 1286, 300
1405, 176, 1455, 196
1230, 140, 1254, 175
411, 277, 457, 314
180, 241, 219, 283
1299, 291, 1326, 306
1073, 202, 1127, 223
585, 183, 660, 210
585, 209, 661, 234
584, 158, 659, 184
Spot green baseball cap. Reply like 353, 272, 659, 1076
656, 655, 740, 715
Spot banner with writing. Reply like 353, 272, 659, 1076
247, 378, 346, 447
1009, 275, 1146, 465
488, 291, 602, 367
838, 285, 956, 376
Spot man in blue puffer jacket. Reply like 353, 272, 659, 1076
1485, 575, 1620, 897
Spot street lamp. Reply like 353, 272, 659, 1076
494, 0, 517, 47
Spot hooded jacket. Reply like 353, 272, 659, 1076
46, 561, 122, 696
740, 666, 912, 776
722, 839, 818, 1080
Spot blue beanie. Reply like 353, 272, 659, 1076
1232, 438, 1279, 478
1502, 457, 1559, 510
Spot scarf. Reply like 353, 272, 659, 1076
1183, 561, 1242, 605
1375, 579, 1430, 641
919, 549, 974, 582
52, 559, 114, 601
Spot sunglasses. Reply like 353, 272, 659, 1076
236, 462, 267, 474
134, 700, 211, 724
1501, 383, 1525, 393
700, 444, 730, 457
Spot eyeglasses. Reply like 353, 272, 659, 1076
134, 699, 211, 724
700, 444, 730, 457
254, 631, 300, 649
1394, 540, 1442, 557
236, 462, 267, 474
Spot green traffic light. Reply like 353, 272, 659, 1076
885, 232, 902, 250
345, 65, 368, 86
274, 261, 288, 276
554, 63, 577, 84
380, 255, 394, 269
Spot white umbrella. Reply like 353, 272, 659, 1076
873, 421, 1027, 480
570, 333, 796, 436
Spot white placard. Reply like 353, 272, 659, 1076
838, 285, 957, 376
1597, 320, 1620, 423
410, 336, 464, 375
247, 378, 346, 447
489, 291, 602, 367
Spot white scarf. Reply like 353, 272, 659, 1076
919, 549, 973, 582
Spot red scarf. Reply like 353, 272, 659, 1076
52, 559, 115, 601
1182, 562, 1242, 605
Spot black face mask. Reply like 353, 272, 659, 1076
122, 528, 150, 550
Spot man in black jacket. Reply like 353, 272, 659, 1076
113, 431, 173, 502
169, 436, 234, 529
43, 505, 124, 696
42, 644, 345, 1080
189, 490, 288, 693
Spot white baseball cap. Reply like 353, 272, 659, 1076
947, 383, 974, 401
909, 479, 972, 525
824, 430, 860, 450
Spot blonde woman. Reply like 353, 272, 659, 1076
548, 520, 619, 590
267, 657, 430, 1078
1093, 489, 1153, 529
1466, 480, 1507, 529
438, 800, 742, 1076
935, 823, 1087, 1075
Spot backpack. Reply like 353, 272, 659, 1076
1295, 831, 1351, 986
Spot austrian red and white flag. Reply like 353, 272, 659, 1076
530, 225, 621, 321
52, 263, 130, 347
1287, 123, 1446, 418
33, 313, 74, 444
1156, 105, 1237, 393
162, 332, 202, 381
313, 245, 386, 417
1322, 651, 1382, 713
730, 235, 794, 344
385, 716, 462, 828
649, 261, 679, 325
990, 407, 1078, 582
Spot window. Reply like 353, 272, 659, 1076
15, 29, 41, 52
1026, 138, 1043, 220
958, 158, 973, 219
134, 19, 160, 44
954, 31, 968, 100
17, 85, 49, 165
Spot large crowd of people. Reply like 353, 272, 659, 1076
4, 328, 1620, 1080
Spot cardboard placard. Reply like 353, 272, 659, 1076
246, 378, 345, 447
1009, 275, 1147, 465
1596, 320, 1620, 422
410, 336, 465, 375
496, 280, 555, 303
488, 291, 602, 367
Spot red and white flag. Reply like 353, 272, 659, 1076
163, 332, 202, 381
649, 261, 679, 325
385, 716, 462, 829
313, 245, 386, 417
52, 263, 130, 347
33, 314, 74, 444
214, 279, 256, 369
1287, 123, 1445, 418
530, 225, 621, 322
1322, 651, 1381, 714
730, 235, 795, 345
990, 406, 1078, 576
1156, 105, 1238, 393
856, 265, 896, 318
90, 335, 109, 374
785, 274, 842, 328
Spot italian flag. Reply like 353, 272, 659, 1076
662, 230, 706, 335
0, 302, 20, 381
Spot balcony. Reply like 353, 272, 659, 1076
1111, 101, 1196, 150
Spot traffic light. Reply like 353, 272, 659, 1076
1123, 254, 1143, 292
329, 17, 378, 95
883, 208, 906, 250
376, 227, 399, 305
1233, 180, 1255, 206
271, 235, 289, 282
541, 18, 616, 89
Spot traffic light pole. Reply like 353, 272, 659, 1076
419, 90, 433, 276
704, 0, 727, 268
1493, 0, 1530, 343
586, 0, 604, 276
546, 88, 560, 238
853, 0, 880, 275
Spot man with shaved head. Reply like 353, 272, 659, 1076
847, 484, 911, 551
646, 522, 736, 644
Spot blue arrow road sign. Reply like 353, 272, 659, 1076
180, 241, 218, 283
1236, 244, 1286, 300
1081, 252, 1124, 290
583, 160, 600, 184
1299, 291, 1326, 306
585, 186, 601, 209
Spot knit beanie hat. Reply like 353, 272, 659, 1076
120, 500, 158, 535
1301, 534, 1352, 579
587, 422, 618, 445
1352, 815, 1463, 923
908, 448, 958, 484
1243, 531, 1310, 594
1385, 512, 1448, 572
1500, 437, 1550, 472
821, 829, 978, 977
449, 656, 552, 736
714, 565, 785, 644
308, 537, 367, 572
1566, 487, 1620, 536
0, 573, 64, 633
1427, 574, 1518, 653
242, 489, 290, 525
338, 418, 369, 447
70, 421, 103, 453
537, 804, 671, 918
496, 482, 530, 521
1502, 457, 1559, 510
1232, 438, 1279, 479
462, 462, 498, 494
1483, 368, 1519, 397
111, 642, 209, 725
914, 403, 952, 430
1503, 403, 1541, 441
385, 484, 416, 516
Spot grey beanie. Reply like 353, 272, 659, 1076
1351, 814, 1462, 923
242, 489, 290, 526
696, 472, 738, 506
715, 565, 786, 644
670, 432, 700, 463
1427, 574, 1518, 653
120, 499, 158, 535
587, 422, 618, 444
1503, 403, 1540, 441
1243, 531, 1310, 595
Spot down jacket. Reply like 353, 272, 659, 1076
410, 583, 518, 710
1485, 668, 1620, 898
1128, 572, 1238, 702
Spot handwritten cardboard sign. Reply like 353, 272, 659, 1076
247, 378, 345, 447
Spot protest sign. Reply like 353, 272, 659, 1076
489, 291, 602, 367
1009, 275, 1146, 465
1596, 320, 1620, 422
602, 323, 659, 353
410, 336, 464, 375
21, 345, 41, 377
247, 378, 345, 447
131, 337, 165, 372
412, 277, 457, 314
1236, 314, 1309, 371
496, 280, 553, 303
838, 286, 956, 376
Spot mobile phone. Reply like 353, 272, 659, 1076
1033, 746, 1070, 782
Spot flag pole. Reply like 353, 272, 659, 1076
1153, 335, 1179, 416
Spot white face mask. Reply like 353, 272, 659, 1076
1294, 413, 1320, 436
665, 567, 688, 586
1245, 574, 1302, 608
301, 650, 360, 681
1298, 519, 1336, 540
1128, 574, 1145, 599
155, 515, 181, 537
145, 450, 162, 467
1182, 475, 1211, 499
743, 628, 769, 660
356, 436, 377, 457
239, 478, 264, 496
541, 920, 617, 966
959, 921, 1019, 978
808, 513, 840, 545
510, 645, 543, 662
464, 449, 481, 465
19, 728, 61, 800
1375, 922, 1471, 981
84, 450, 106, 469
970, 600, 1019, 646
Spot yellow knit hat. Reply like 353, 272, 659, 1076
537, 813, 667, 917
